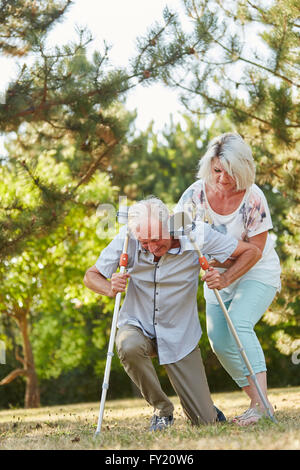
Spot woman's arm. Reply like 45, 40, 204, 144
208, 231, 268, 269
203, 240, 262, 289
247, 231, 268, 252
209, 258, 234, 268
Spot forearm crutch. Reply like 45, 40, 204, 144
189, 232, 276, 423
170, 211, 276, 423
95, 222, 129, 437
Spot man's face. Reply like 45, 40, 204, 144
136, 218, 172, 258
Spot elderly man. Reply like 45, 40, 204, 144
84, 197, 261, 431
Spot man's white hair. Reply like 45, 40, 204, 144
197, 132, 256, 190
128, 197, 170, 239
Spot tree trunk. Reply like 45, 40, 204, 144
17, 314, 40, 408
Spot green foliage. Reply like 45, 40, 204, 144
111, 114, 235, 204
0, 0, 72, 56
0, 1, 192, 408
153, 0, 300, 354
0, 0, 299, 409
0, 1, 191, 260
0, 163, 122, 406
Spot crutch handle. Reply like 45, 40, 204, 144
119, 253, 128, 267
199, 256, 210, 270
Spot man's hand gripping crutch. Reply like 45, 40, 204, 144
95, 207, 130, 437
170, 211, 277, 424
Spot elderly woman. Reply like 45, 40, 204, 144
176, 132, 281, 426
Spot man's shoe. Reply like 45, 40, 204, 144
149, 414, 174, 432
214, 406, 226, 422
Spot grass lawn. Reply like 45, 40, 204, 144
0, 386, 299, 450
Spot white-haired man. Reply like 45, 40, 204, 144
84, 197, 261, 431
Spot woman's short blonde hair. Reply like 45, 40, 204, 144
197, 133, 256, 190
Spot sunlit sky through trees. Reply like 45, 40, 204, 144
0, 0, 189, 133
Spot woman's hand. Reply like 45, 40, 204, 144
201, 267, 228, 290
110, 272, 130, 297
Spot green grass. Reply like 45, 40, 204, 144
0, 386, 299, 450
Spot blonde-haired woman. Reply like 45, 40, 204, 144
176, 132, 281, 425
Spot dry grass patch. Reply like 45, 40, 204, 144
0, 386, 299, 450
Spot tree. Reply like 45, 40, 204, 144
0, 3, 200, 407
0, 0, 73, 56
1, 0, 298, 407
0, 3, 193, 259
149, 0, 300, 355
0, 0, 196, 407
0, 143, 117, 407
110, 113, 235, 204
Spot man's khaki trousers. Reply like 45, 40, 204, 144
116, 325, 217, 425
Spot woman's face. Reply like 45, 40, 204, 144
211, 157, 237, 192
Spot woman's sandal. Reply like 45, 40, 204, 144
231, 407, 264, 426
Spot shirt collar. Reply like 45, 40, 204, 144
138, 235, 193, 255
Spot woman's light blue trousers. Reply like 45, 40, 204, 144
206, 280, 277, 388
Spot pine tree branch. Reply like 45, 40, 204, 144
72, 139, 118, 192
6, 77, 138, 122
134, 10, 177, 71
0, 212, 53, 260
246, 0, 276, 25
0, 133, 118, 259
175, 80, 300, 131
17, 159, 65, 202
188, 1, 299, 88
212, 38, 299, 88
245, 0, 272, 24
213, 0, 240, 22
0, 0, 73, 56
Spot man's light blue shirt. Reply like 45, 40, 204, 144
96, 223, 237, 365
